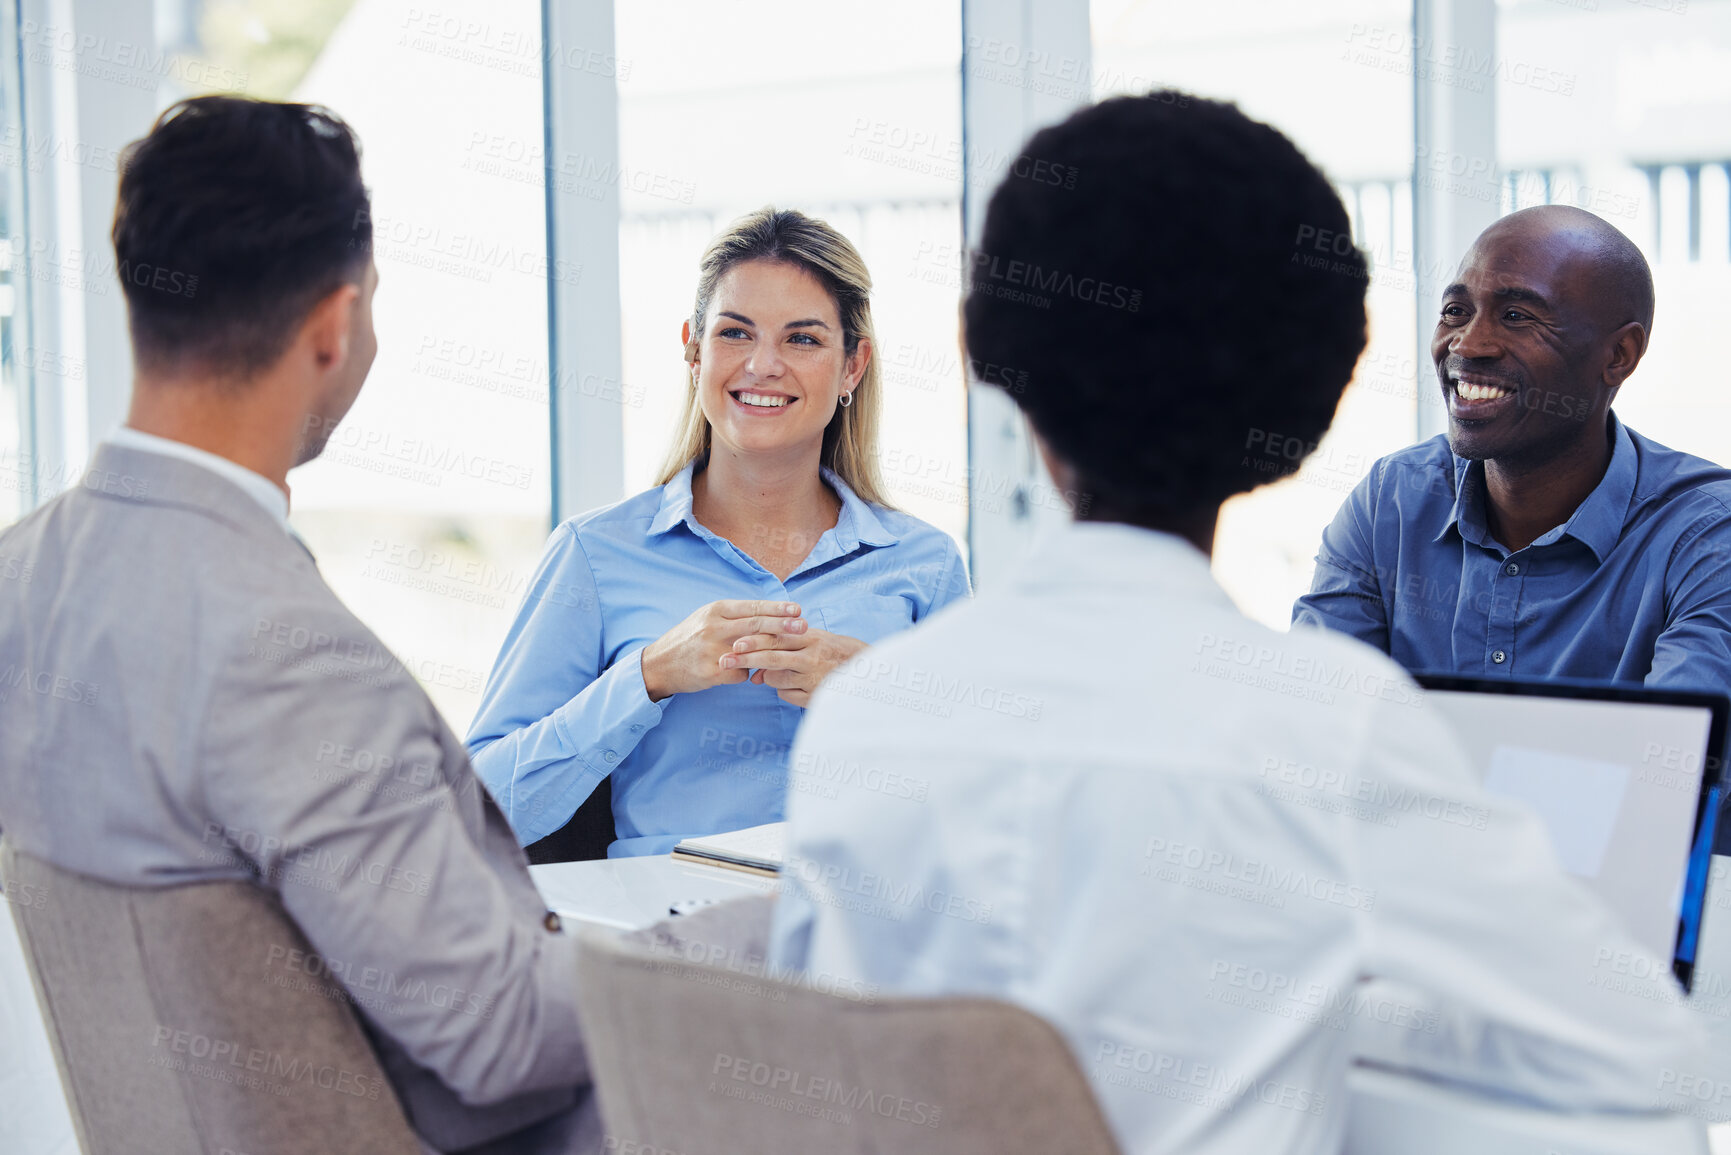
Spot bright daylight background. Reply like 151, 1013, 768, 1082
2, 0, 1730, 726
1092, 0, 1731, 624
149, 0, 962, 733
8, 5, 1731, 1155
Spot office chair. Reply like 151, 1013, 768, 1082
572, 895, 1121, 1155
0, 841, 423, 1155
526, 778, 615, 864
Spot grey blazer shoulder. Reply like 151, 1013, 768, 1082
0, 443, 587, 1149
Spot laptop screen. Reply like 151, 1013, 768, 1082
1417, 677, 1724, 985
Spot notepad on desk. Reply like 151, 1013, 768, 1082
670, 821, 786, 877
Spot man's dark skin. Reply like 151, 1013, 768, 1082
1433, 204, 1654, 553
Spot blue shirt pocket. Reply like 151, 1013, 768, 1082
810, 594, 917, 645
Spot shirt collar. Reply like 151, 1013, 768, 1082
647, 460, 901, 550
645, 463, 696, 537
1558, 415, 1638, 562
105, 427, 290, 531
1011, 518, 1238, 609
1434, 414, 1636, 563
1437, 458, 1487, 547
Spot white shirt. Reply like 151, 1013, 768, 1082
768, 519, 1705, 1155
105, 426, 289, 531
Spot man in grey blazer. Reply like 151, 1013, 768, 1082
0, 97, 595, 1152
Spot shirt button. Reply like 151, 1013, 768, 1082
1492, 650, 1507, 664
629, 724, 643, 734
544, 911, 563, 933
1504, 562, 1520, 576
604, 751, 618, 763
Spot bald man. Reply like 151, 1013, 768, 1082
1294, 205, 1731, 692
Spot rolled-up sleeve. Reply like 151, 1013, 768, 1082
467, 525, 667, 844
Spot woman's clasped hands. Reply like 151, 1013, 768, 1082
640, 599, 868, 708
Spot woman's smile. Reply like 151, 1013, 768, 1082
730, 388, 796, 412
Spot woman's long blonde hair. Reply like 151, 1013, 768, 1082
655, 207, 892, 507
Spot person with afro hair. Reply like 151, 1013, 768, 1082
767, 92, 1702, 1153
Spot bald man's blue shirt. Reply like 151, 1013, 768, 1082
466, 462, 970, 857
1293, 415, 1731, 692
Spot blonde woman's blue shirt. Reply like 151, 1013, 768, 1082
466, 463, 971, 856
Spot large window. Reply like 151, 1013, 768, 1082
1085, 1, 1731, 630
0, 0, 28, 531
154, 0, 554, 732
613, 0, 968, 549
1496, 0, 1731, 469
9, 0, 1731, 723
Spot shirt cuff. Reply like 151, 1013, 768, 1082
550, 647, 668, 780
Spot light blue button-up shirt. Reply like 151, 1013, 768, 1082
1294, 415, 1731, 693
466, 462, 970, 856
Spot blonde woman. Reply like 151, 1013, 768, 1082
468, 208, 970, 857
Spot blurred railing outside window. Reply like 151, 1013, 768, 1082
1496, 0, 1731, 474
1091, 0, 1731, 630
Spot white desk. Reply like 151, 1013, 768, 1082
530, 855, 777, 931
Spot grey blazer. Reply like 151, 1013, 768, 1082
0, 443, 588, 1150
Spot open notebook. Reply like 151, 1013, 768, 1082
670, 821, 787, 877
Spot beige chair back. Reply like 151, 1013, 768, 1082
0, 841, 424, 1155
572, 904, 1121, 1155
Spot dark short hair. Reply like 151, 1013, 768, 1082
964, 92, 1368, 521
112, 96, 372, 378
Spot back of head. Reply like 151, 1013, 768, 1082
112, 96, 372, 380
964, 92, 1368, 523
